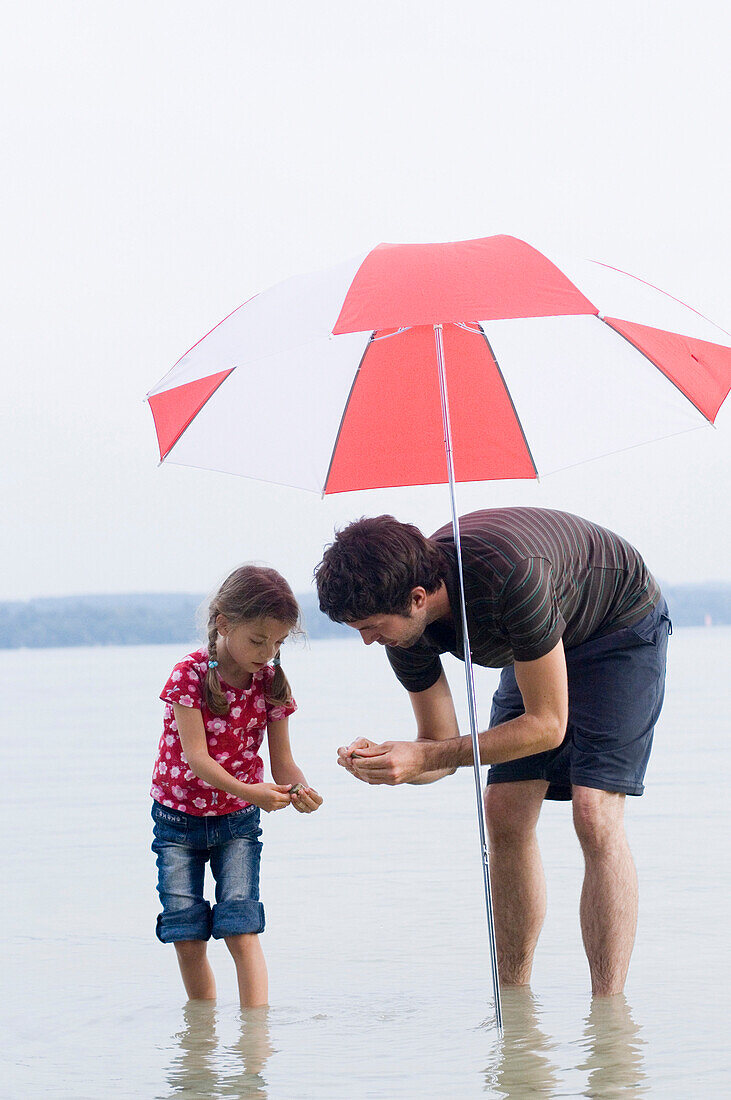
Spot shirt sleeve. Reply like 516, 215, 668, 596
266, 696, 297, 722
160, 655, 204, 710
498, 557, 566, 661
386, 639, 444, 693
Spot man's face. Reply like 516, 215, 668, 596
346, 594, 428, 649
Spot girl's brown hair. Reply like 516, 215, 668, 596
202, 565, 301, 716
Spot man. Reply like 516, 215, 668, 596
314, 508, 671, 996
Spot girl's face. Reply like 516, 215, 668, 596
216, 615, 291, 676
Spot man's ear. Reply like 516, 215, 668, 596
411, 587, 428, 611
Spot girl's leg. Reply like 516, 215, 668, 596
152, 805, 214, 999
209, 810, 267, 1007
224, 934, 268, 1007
174, 940, 217, 1000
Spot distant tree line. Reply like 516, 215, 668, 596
0, 584, 729, 650
0, 592, 350, 649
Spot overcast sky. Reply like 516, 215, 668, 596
2, 1, 729, 601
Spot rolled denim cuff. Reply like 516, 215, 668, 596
156, 899, 212, 942
211, 899, 265, 938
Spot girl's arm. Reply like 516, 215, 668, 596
173, 703, 291, 813
267, 717, 323, 814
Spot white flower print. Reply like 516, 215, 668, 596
158, 761, 168, 774
172, 785, 185, 800
210, 738, 218, 746
226, 691, 236, 704
193, 798, 206, 809
171, 720, 178, 732
163, 799, 174, 808
230, 760, 241, 769
171, 670, 182, 682
215, 752, 230, 763
151, 785, 163, 799
165, 734, 175, 747
207, 718, 226, 734
231, 706, 242, 718
247, 717, 259, 731
184, 769, 195, 781
178, 694, 195, 707
170, 766, 180, 778
254, 696, 266, 712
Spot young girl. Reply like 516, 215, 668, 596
150, 564, 322, 1007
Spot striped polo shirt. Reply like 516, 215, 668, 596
386, 507, 661, 692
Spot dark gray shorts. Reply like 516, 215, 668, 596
486, 599, 671, 801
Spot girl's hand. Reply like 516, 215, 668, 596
250, 783, 293, 813
289, 784, 323, 814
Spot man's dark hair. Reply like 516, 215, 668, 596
315, 515, 447, 622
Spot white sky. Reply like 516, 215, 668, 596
2, 0, 729, 601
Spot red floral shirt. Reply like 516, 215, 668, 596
151, 648, 296, 816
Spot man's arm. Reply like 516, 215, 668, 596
403, 670, 461, 783
337, 670, 459, 784
344, 641, 569, 785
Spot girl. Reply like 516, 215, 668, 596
151, 565, 322, 1007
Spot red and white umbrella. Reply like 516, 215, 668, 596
147, 235, 730, 493
146, 235, 730, 1032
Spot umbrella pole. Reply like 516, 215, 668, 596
434, 323, 504, 1036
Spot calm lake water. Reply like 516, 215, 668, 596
3, 629, 730, 1097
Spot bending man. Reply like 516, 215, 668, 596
315, 507, 671, 996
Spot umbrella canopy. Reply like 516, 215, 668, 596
147, 235, 730, 493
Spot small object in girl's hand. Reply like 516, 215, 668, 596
290, 783, 304, 795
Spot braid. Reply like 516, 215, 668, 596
205, 611, 230, 716
268, 655, 294, 707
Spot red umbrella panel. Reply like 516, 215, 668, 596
147, 236, 730, 494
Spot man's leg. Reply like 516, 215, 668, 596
572, 785, 637, 996
484, 779, 549, 986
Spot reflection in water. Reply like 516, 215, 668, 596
578, 994, 647, 1097
483, 987, 560, 1096
165, 1001, 273, 1098
482, 990, 646, 1098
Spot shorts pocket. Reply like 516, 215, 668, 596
628, 608, 671, 647
227, 807, 261, 840
151, 802, 189, 842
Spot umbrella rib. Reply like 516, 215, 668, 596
598, 316, 716, 424
476, 323, 540, 478
322, 333, 375, 495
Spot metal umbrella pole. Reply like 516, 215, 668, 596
434, 323, 503, 1036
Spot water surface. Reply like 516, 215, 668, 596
4, 629, 730, 1096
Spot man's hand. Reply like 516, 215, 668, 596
337, 738, 431, 785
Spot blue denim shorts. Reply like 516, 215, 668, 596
486, 599, 672, 800
151, 801, 264, 942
